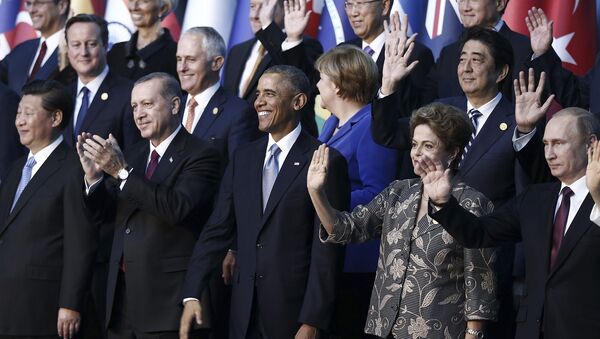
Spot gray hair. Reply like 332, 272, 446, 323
554, 107, 600, 141
135, 72, 182, 102
182, 27, 226, 61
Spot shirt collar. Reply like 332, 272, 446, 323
267, 123, 302, 155
561, 175, 589, 198
467, 92, 502, 118
191, 82, 220, 110
150, 124, 182, 158
494, 19, 505, 32
42, 29, 63, 54
77, 65, 109, 94
29, 134, 63, 161
362, 31, 385, 54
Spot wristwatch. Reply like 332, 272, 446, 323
117, 166, 132, 181
466, 328, 485, 339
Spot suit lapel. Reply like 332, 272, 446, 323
149, 130, 187, 184
248, 139, 268, 228
80, 71, 116, 132
260, 132, 311, 227
2, 143, 67, 234
35, 49, 58, 80
15, 40, 39, 89
548, 194, 595, 278
538, 184, 561, 274
326, 106, 370, 146
0, 158, 26, 224
193, 88, 227, 138
460, 98, 513, 174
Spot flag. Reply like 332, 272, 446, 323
104, 0, 134, 48
316, 0, 356, 51
182, 0, 236, 45
161, 0, 186, 41
0, 0, 37, 59
305, 0, 322, 38
505, 0, 597, 75
71, 0, 105, 16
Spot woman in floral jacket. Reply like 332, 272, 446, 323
308, 103, 498, 339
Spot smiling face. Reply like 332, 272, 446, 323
128, 0, 166, 29
345, 0, 390, 43
254, 73, 302, 141
131, 78, 178, 146
27, 0, 67, 37
410, 124, 456, 177
177, 33, 216, 96
458, 0, 505, 28
543, 115, 591, 185
458, 39, 504, 103
67, 22, 107, 84
15, 94, 62, 154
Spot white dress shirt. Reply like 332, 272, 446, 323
29, 135, 64, 177
264, 123, 302, 170
467, 92, 502, 136
556, 176, 589, 233
146, 125, 182, 168
28, 29, 63, 75
182, 82, 220, 133
362, 32, 385, 63
73, 66, 109, 129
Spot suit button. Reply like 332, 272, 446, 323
257, 274, 264, 279
256, 243, 262, 248
125, 228, 131, 235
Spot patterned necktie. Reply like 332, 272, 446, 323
145, 150, 160, 179
262, 144, 281, 211
363, 45, 375, 57
184, 97, 198, 133
74, 87, 90, 138
550, 186, 574, 269
28, 41, 47, 82
11, 156, 37, 212
460, 109, 483, 166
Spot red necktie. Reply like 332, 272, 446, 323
145, 150, 160, 179
28, 41, 47, 82
550, 186, 573, 269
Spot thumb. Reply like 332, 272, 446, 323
195, 309, 203, 326
108, 133, 118, 145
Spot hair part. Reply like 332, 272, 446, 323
65, 14, 109, 48
315, 45, 378, 104
21, 80, 73, 130
410, 102, 472, 169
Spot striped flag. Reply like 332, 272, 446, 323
0, 0, 37, 59
182, 0, 236, 45
104, 0, 134, 48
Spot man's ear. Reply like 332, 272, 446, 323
171, 96, 181, 115
495, 64, 510, 84
212, 56, 225, 72
51, 110, 63, 128
292, 92, 308, 111
588, 134, 598, 147
496, 0, 509, 14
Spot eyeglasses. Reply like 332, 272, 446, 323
24, 0, 56, 10
344, 0, 380, 11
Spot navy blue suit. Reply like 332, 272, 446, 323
0, 83, 23, 182
0, 38, 59, 94
186, 87, 259, 165
63, 70, 140, 149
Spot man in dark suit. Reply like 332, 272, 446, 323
77, 72, 221, 338
177, 27, 258, 164
0, 80, 96, 338
424, 105, 600, 339
63, 14, 140, 149
343, 0, 434, 113
428, 0, 532, 102
0, 0, 69, 93
179, 65, 349, 339
0, 83, 23, 182
372, 24, 529, 338
223, 0, 321, 136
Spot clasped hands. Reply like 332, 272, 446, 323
76, 132, 127, 184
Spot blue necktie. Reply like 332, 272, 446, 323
74, 86, 90, 138
364, 45, 375, 57
460, 109, 483, 167
11, 156, 37, 212
262, 144, 281, 211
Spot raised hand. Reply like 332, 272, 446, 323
587, 140, 600, 206
259, 0, 278, 28
418, 155, 452, 206
526, 7, 553, 57
179, 300, 203, 339
284, 0, 311, 42
80, 133, 127, 178
514, 68, 555, 133
76, 132, 103, 184
307, 144, 329, 192
381, 12, 419, 96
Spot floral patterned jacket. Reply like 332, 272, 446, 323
321, 178, 498, 339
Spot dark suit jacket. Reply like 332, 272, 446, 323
0, 141, 96, 336
344, 38, 435, 113
107, 29, 178, 81
428, 24, 531, 102
223, 23, 321, 136
182, 130, 350, 339
431, 182, 600, 339
63, 70, 140, 149
87, 129, 221, 331
185, 87, 258, 165
0, 38, 59, 94
0, 83, 23, 182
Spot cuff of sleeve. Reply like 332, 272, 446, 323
281, 39, 302, 51
85, 176, 104, 195
590, 204, 600, 226
183, 297, 200, 305
512, 127, 536, 151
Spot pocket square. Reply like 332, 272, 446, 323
293, 162, 300, 166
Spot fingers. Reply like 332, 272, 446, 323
527, 67, 535, 93
540, 94, 555, 113
518, 70, 527, 95
513, 79, 521, 98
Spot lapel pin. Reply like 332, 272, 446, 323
499, 122, 508, 131
101, 92, 108, 101
169, 157, 173, 163
212, 107, 219, 115
293, 162, 300, 166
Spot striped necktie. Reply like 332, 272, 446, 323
460, 109, 482, 167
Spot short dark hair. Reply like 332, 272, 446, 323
21, 80, 73, 130
263, 65, 310, 97
459, 26, 514, 89
135, 72, 182, 103
65, 14, 109, 48
410, 102, 472, 169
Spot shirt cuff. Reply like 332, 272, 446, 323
84, 176, 103, 195
183, 297, 199, 305
590, 204, 600, 227
281, 39, 302, 51
377, 88, 391, 99
512, 127, 536, 151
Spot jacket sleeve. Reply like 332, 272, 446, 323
371, 93, 412, 150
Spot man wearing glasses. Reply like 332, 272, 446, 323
0, 0, 70, 94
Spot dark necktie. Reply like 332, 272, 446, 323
460, 109, 483, 166
28, 41, 47, 82
262, 144, 281, 211
145, 150, 160, 179
363, 45, 375, 57
74, 87, 90, 138
11, 156, 36, 212
550, 186, 574, 269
